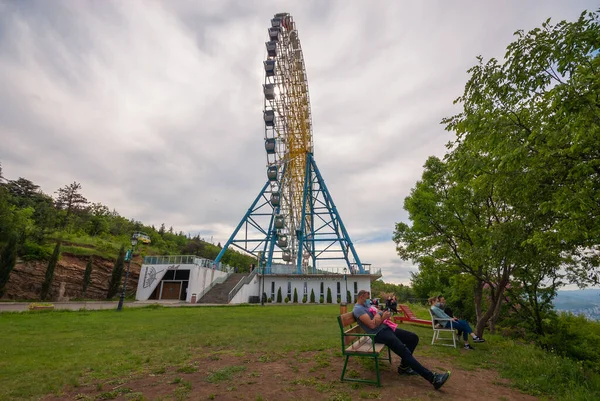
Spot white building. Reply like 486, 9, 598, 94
136, 255, 381, 304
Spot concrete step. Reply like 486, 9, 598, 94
197, 273, 247, 304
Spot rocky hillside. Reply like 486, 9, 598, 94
1, 254, 141, 301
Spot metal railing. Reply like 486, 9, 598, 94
142, 255, 234, 273
195, 270, 233, 302
263, 265, 381, 276
141, 255, 377, 276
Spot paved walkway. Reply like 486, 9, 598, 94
0, 300, 199, 312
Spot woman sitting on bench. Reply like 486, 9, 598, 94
428, 297, 485, 350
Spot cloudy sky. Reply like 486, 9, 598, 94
0, 0, 596, 284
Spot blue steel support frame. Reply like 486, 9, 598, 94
310, 155, 364, 273
216, 154, 364, 274
295, 153, 365, 274
214, 181, 270, 267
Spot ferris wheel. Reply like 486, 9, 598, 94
215, 13, 366, 275
263, 12, 313, 265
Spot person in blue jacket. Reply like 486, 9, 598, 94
429, 297, 485, 350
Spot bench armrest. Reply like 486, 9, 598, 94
432, 317, 455, 329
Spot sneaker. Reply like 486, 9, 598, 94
473, 337, 485, 343
464, 344, 475, 350
431, 371, 451, 390
398, 366, 419, 376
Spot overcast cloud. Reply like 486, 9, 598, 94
0, 0, 596, 284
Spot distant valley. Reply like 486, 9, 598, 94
554, 289, 600, 321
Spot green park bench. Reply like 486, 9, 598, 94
337, 311, 392, 387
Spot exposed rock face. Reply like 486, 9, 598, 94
1, 253, 141, 301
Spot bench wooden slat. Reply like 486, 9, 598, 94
345, 341, 386, 354
339, 312, 357, 327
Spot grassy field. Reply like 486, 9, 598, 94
1, 304, 599, 400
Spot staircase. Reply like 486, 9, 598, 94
197, 273, 247, 304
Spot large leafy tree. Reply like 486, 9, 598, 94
395, 156, 519, 335
396, 10, 599, 336
443, 10, 600, 285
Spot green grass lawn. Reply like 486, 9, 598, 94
1, 304, 599, 400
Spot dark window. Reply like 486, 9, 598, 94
175, 270, 190, 280
337, 282, 340, 299
163, 270, 175, 280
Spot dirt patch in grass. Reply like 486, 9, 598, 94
42, 349, 538, 401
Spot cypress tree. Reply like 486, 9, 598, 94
276, 287, 282, 303
310, 288, 315, 303
40, 240, 61, 301
293, 288, 298, 303
107, 245, 125, 299
0, 233, 18, 298
347, 290, 351, 303
326, 287, 332, 303
82, 256, 93, 295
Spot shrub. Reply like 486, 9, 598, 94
262, 292, 267, 304
310, 289, 315, 303
293, 288, 298, 303
326, 288, 332, 303
347, 290, 351, 303
302, 295, 307, 303
20, 241, 52, 261
337, 296, 341, 303
284, 297, 289, 303
537, 312, 600, 373
276, 287, 282, 303
319, 296, 324, 304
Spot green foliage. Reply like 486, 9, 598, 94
82, 256, 93, 295
276, 287, 282, 303
40, 241, 61, 301
310, 288, 315, 303
293, 288, 298, 303
395, 11, 600, 335
302, 295, 307, 303
536, 312, 600, 373
0, 233, 18, 297
20, 242, 52, 261
326, 287, 332, 303
370, 279, 415, 303
442, 11, 600, 284
319, 296, 324, 304
107, 245, 126, 299
284, 297, 289, 303
346, 290, 351, 303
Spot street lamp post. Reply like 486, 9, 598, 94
343, 267, 348, 302
117, 236, 138, 311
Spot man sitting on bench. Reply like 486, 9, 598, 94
353, 290, 451, 390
